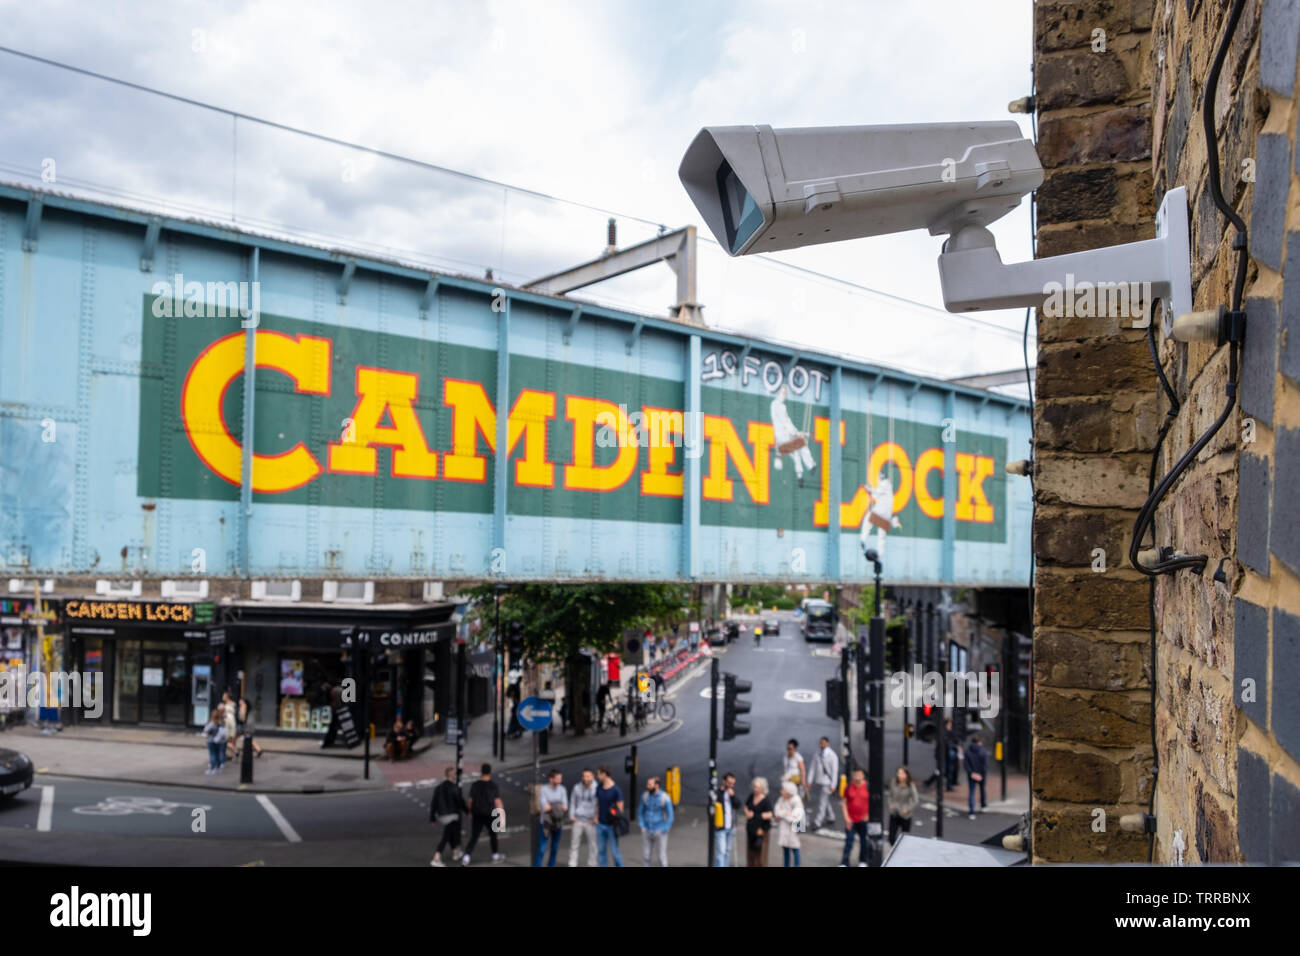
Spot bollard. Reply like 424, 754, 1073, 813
240, 733, 254, 785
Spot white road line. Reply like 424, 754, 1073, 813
255, 794, 302, 843
37, 785, 54, 832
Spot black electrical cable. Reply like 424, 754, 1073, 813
1142, 309, 1178, 862
1129, 0, 1248, 579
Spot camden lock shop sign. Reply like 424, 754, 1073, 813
63, 600, 205, 624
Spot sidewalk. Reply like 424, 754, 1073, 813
0, 656, 701, 794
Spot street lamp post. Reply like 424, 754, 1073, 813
866, 552, 885, 867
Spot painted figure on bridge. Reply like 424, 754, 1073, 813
859, 474, 902, 560
770, 386, 815, 480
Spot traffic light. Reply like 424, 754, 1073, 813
507, 620, 524, 660
917, 702, 939, 743
723, 672, 751, 740
826, 677, 843, 720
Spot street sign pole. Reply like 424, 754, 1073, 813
456, 639, 466, 786
530, 729, 539, 867
937, 640, 947, 839
709, 660, 721, 860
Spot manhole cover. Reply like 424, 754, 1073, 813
279, 765, 308, 773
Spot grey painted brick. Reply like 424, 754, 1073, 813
1167, 50, 1193, 192
1284, 231, 1300, 383
1236, 746, 1271, 863
1241, 296, 1277, 427
1254, 133, 1290, 272
1274, 428, 1300, 577
1262, 0, 1300, 96
1237, 451, 1272, 575
1274, 773, 1300, 864
1275, 607, 1300, 764
1234, 597, 1269, 727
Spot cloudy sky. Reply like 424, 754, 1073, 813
0, 0, 1036, 389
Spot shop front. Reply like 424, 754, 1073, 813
61, 598, 216, 727
0, 596, 60, 725
219, 602, 456, 741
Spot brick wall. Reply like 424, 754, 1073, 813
1031, 0, 1158, 863
1032, 0, 1300, 864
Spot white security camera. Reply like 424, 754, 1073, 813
679, 122, 1041, 255
679, 123, 1191, 322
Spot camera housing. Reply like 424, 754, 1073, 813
679, 122, 1042, 256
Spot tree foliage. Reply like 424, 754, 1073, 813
464, 581, 689, 664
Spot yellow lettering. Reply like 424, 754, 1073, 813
328, 366, 439, 479
702, 415, 774, 504
442, 379, 556, 487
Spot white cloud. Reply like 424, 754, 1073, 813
0, 0, 1037, 385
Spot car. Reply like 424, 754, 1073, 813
0, 747, 34, 803
707, 626, 727, 647
763, 616, 781, 634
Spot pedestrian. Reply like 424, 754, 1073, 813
568, 767, 599, 867
965, 735, 988, 819
221, 692, 239, 762
536, 768, 568, 867
594, 765, 626, 867
840, 767, 870, 867
923, 718, 959, 790
807, 736, 840, 831
596, 682, 611, 729
384, 718, 410, 761
887, 766, 919, 844
462, 763, 504, 865
238, 697, 263, 758
636, 775, 674, 866
713, 772, 743, 867
781, 738, 807, 798
773, 780, 805, 867
319, 681, 342, 748
743, 777, 774, 866
430, 766, 468, 866
202, 705, 227, 774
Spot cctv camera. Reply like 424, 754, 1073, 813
864, 548, 880, 563
679, 122, 1193, 320
679, 122, 1041, 256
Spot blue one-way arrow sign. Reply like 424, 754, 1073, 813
517, 696, 553, 732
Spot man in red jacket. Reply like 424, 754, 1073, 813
839, 768, 870, 867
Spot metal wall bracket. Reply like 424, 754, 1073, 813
563, 305, 583, 344
419, 276, 441, 317
140, 218, 162, 272
337, 259, 357, 304
22, 195, 42, 252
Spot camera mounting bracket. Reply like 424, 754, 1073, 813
936, 187, 1191, 328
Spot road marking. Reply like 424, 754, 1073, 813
256, 794, 302, 843
783, 689, 822, 703
37, 785, 54, 832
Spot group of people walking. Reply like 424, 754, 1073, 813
710, 737, 921, 867
429, 762, 662, 867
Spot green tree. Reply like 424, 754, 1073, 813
464, 581, 688, 734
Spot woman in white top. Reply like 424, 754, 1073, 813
773, 781, 806, 867
781, 739, 807, 798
